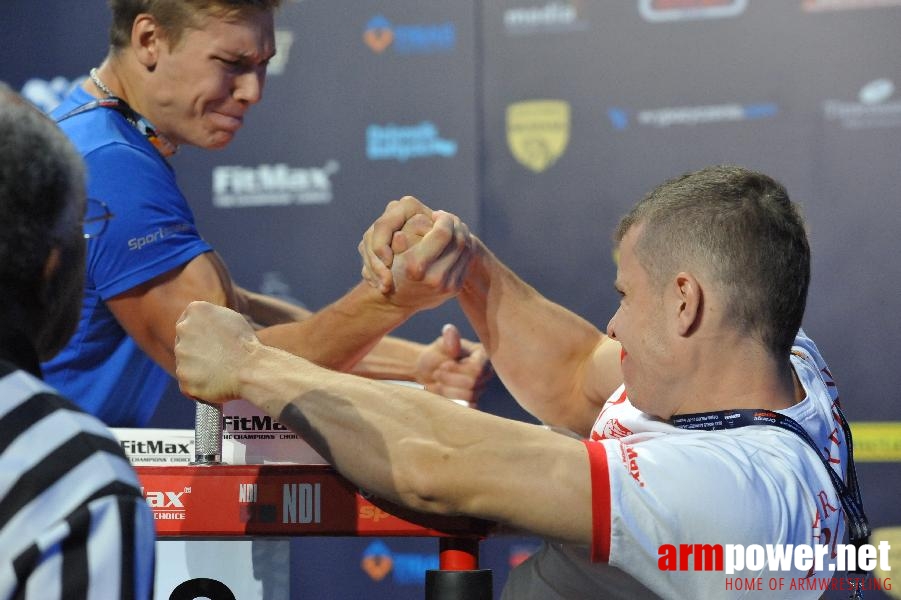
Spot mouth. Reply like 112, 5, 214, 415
211, 111, 244, 132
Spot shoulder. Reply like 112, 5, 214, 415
53, 96, 162, 167
1, 369, 139, 490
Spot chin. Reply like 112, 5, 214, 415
206, 133, 236, 150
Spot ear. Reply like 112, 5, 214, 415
40, 247, 62, 302
673, 271, 702, 336
131, 13, 165, 70
42, 247, 62, 282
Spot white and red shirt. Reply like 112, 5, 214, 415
501, 331, 849, 600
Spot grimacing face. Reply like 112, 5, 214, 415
146, 8, 276, 149
606, 225, 678, 418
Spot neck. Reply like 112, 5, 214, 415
87, 62, 124, 101
672, 337, 800, 416
85, 59, 179, 157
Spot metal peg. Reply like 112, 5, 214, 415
193, 401, 223, 465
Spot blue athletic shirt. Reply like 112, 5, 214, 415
42, 86, 213, 426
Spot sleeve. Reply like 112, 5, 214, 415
582, 439, 612, 562
18, 493, 155, 599
82, 142, 212, 299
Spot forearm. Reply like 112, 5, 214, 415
459, 240, 615, 431
234, 343, 592, 543
236, 286, 311, 326
237, 347, 446, 508
238, 285, 427, 379
349, 334, 425, 380
256, 281, 417, 372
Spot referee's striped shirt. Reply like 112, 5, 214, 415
0, 358, 155, 599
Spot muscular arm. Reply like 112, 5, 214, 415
175, 302, 592, 545
256, 281, 418, 372
360, 197, 623, 435
110, 252, 483, 399
109, 252, 418, 375
107, 251, 238, 375
236, 285, 455, 382
234, 285, 312, 327
458, 240, 623, 435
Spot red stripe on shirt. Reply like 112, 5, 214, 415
582, 439, 611, 563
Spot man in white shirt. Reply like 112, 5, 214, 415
174, 165, 864, 599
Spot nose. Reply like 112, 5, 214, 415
234, 69, 265, 105
606, 310, 619, 341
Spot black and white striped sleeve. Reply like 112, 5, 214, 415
0, 370, 156, 599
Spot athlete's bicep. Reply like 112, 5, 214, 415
106, 252, 236, 374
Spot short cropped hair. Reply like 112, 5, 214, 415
108, 0, 283, 49
615, 165, 810, 357
0, 82, 86, 319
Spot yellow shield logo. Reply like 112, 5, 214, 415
506, 100, 571, 173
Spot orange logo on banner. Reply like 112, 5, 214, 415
362, 555, 394, 581
360, 505, 393, 522
364, 28, 394, 53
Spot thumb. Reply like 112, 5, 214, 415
441, 323, 463, 358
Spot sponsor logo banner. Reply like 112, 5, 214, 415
113, 428, 194, 465
822, 78, 901, 129
366, 122, 458, 161
134, 465, 491, 537
803, 0, 901, 11
361, 540, 439, 585
212, 161, 339, 208
639, 0, 748, 22
503, 1, 590, 35
363, 15, 456, 55
506, 99, 571, 173
608, 102, 778, 130
850, 421, 901, 461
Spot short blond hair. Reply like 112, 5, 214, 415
108, 0, 283, 49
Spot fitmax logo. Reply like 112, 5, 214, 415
121, 440, 190, 454
142, 487, 190, 508
212, 161, 339, 208
223, 414, 290, 432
